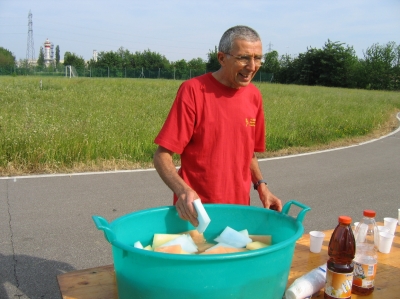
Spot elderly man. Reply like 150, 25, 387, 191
153, 25, 282, 226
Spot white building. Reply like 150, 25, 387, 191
44, 38, 55, 66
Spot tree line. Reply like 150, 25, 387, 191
64, 47, 220, 79
1, 39, 399, 90
262, 40, 400, 90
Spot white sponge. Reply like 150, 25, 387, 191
193, 198, 211, 233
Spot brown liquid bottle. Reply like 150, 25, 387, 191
324, 216, 356, 299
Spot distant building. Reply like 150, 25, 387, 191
44, 38, 55, 66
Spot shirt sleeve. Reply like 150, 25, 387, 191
154, 82, 196, 154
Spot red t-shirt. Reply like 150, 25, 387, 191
154, 73, 265, 205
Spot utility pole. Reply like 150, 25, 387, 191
26, 10, 35, 64
268, 42, 273, 52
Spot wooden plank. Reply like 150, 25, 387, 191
57, 264, 117, 299
57, 224, 399, 299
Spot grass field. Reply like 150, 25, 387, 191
1, 76, 399, 176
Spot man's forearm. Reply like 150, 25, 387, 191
250, 153, 264, 184
153, 146, 190, 197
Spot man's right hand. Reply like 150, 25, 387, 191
175, 189, 199, 227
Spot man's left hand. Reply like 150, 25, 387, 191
258, 184, 282, 212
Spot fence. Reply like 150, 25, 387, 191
0, 66, 274, 82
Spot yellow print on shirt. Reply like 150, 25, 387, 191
246, 118, 256, 127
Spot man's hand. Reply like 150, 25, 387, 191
175, 189, 199, 227
258, 184, 282, 212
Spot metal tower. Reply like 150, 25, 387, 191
268, 42, 274, 52
26, 10, 35, 63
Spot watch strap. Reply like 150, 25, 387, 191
253, 179, 267, 190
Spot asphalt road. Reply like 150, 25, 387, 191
1, 113, 399, 299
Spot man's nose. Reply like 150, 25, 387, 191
245, 58, 257, 71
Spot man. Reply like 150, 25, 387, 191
153, 25, 282, 227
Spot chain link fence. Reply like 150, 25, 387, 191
0, 66, 274, 82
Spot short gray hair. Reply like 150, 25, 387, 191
218, 25, 261, 53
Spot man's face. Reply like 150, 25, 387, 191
218, 39, 263, 89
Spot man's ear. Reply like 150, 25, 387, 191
217, 52, 226, 67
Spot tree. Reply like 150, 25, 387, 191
262, 50, 280, 74
172, 59, 189, 79
55, 45, 60, 67
37, 46, 45, 67
206, 46, 220, 72
315, 40, 358, 88
63, 52, 85, 69
123, 49, 170, 69
274, 54, 297, 84
187, 57, 206, 70
0, 47, 15, 67
96, 50, 123, 68
360, 42, 400, 90
274, 40, 358, 87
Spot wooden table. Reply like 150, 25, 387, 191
57, 223, 399, 299
287, 222, 400, 298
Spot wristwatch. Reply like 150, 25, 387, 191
253, 179, 267, 190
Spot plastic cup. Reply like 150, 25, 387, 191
379, 231, 395, 253
377, 225, 390, 233
309, 231, 325, 253
384, 217, 398, 235
376, 226, 390, 247
398, 209, 400, 225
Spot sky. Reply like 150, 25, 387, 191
0, 0, 399, 63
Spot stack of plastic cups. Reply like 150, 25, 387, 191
379, 217, 398, 254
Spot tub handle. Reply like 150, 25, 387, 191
281, 200, 311, 223
92, 215, 116, 244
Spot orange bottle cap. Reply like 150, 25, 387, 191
363, 210, 376, 217
339, 216, 352, 224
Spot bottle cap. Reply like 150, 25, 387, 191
339, 216, 352, 224
363, 209, 376, 217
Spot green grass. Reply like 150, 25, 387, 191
256, 83, 400, 151
0, 76, 399, 175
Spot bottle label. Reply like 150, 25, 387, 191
325, 269, 353, 298
353, 261, 377, 288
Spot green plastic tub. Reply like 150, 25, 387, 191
93, 200, 310, 299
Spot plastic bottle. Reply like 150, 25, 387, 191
324, 216, 356, 299
285, 264, 326, 299
352, 210, 378, 295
